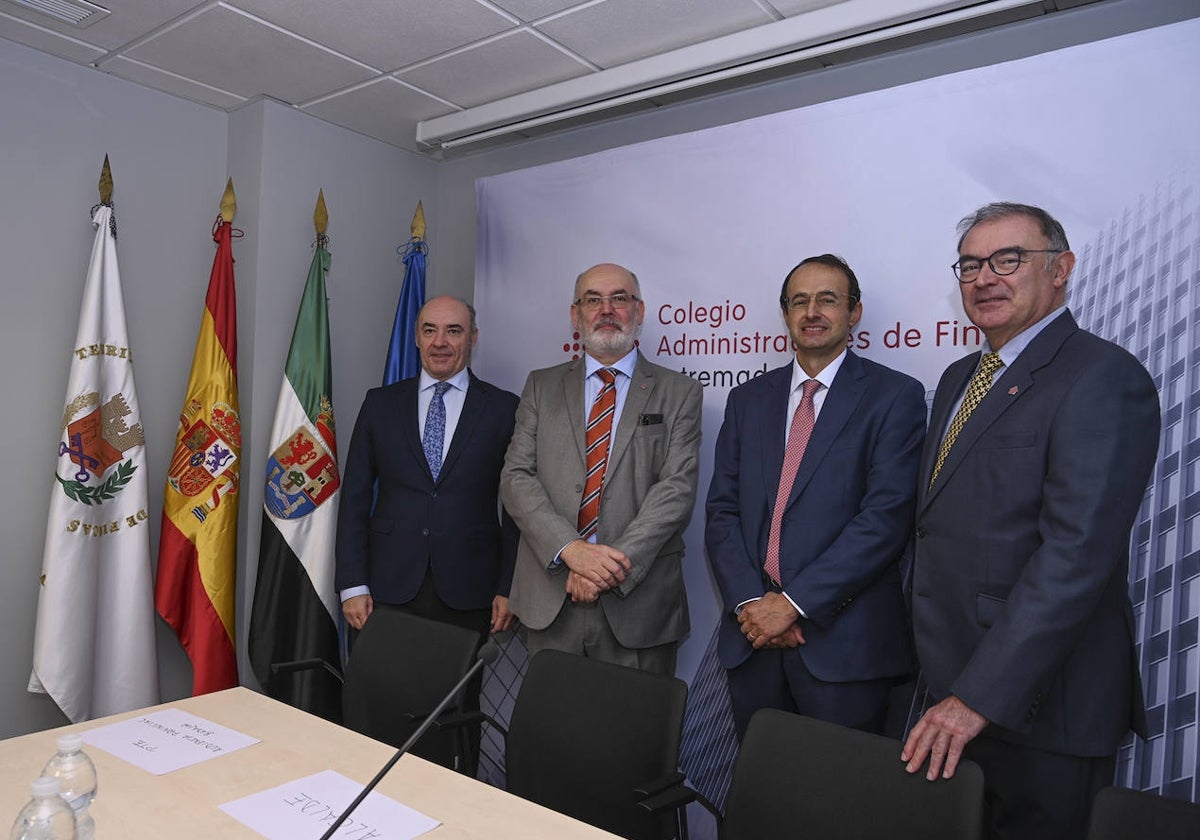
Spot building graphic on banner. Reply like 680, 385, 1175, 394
1073, 180, 1200, 801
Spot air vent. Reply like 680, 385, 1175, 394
5, 0, 110, 27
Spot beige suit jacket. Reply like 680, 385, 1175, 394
501, 352, 702, 648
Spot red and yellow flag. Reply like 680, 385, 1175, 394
156, 196, 241, 695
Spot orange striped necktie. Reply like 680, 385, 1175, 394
578, 368, 617, 539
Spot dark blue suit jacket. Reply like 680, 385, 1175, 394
706, 350, 926, 681
335, 371, 519, 610
913, 311, 1159, 757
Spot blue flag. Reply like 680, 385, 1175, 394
382, 237, 427, 385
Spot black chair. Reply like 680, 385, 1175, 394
273, 609, 481, 772
1088, 785, 1200, 840
721, 708, 984, 840
499, 649, 691, 840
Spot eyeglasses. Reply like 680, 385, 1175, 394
952, 247, 1064, 283
780, 291, 856, 311
574, 292, 640, 311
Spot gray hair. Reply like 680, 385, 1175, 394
956, 203, 1070, 262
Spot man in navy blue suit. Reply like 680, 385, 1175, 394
336, 295, 518, 636
706, 254, 926, 737
335, 295, 519, 770
902, 204, 1160, 840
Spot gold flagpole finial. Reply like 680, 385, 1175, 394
99, 155, 113, 204
220, 178, 237, 223
314, 189, 328, 236
410, 200, 426, 241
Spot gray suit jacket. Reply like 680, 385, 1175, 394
912, 310, 1159, 757
501, 352, 702, 648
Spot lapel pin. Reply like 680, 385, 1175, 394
1008, 386, 1019, 395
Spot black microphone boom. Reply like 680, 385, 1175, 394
319, 639, 501, 839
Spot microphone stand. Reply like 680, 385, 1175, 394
319, 640, 500, 840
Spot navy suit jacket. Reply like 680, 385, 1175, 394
335, 371, 519, 611
912, 311, 1159, 757
706, 350, 926, 681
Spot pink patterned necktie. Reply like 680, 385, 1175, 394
764, 379, 821, 585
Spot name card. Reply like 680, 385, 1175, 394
83, 708, 259, 774
220, 769, 440, 840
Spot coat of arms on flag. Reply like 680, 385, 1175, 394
165, 398, 241, 522
55, 391, 144, 504
264, 396, 339, 520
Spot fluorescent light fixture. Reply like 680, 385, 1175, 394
4, 0, 110, 27
419, 0, 1045, 151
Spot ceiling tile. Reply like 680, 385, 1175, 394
230, 0, 514, 71
398, 30, 588, 109
103, 55, 247, 109
303, 78, 455, 151
0, 11, 105, 63
120, 4, 374, 102
539, 0, 774, 68
0, 0, 201, 51
489, 0, 585, 22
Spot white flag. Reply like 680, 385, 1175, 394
29, 203, 159, 722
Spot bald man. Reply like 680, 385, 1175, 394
501, 264, 702, 675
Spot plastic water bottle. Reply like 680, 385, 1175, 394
9, 777, 76, 839
39, 735, 95, 840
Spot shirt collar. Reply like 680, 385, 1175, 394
790, 348, 847, 394
419, 367, 471, 393
585, 348, 638, 381
985, 306, 1068, 368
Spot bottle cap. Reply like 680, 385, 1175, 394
30, 776, 61, 797
55, 733, 83, 753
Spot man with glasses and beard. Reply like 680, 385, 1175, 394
501, 263, 702, 674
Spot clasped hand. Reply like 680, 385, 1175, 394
738, 592, 806, 648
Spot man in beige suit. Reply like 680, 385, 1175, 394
501, 263, 702, 675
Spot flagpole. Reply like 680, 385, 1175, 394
248, 190, 343, 720
29, 156, 160, 721
382, 201, 428, 385
156, 179, 242, 696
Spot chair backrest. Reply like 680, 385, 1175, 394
723, 709, 984, 840
1088, 785, 1200, 840
341, 609, 480, 769
505, 650, 688, 840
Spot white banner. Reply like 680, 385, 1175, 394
476, 18, 1200, 796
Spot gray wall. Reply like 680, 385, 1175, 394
0, 38, 438, 739
1, 0, 1194, 740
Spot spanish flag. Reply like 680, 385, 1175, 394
156, 184, 241, 694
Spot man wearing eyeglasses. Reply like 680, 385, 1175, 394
501, 263, 702, 674
706, 254, 926, 737
901, 203, 1160, 840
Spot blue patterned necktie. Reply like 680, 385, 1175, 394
423, 381, 452, 481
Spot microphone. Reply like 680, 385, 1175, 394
319, 639, 501, 840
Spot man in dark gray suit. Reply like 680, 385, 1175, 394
501, 263, 702, 675
902, 203, 1161, 840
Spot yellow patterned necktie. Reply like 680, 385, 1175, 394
929, 352, 1004, 488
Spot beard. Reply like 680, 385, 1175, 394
580, 316, 641, 359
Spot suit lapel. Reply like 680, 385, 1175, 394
758, 365, 792, 504
439, 371, 484, 481
787, 351, 867, 506
562, 360, 587, 464
918, 354, 977, 503
398, 378, 431, 482
922, 312, 1079, 508
607, 354, 653, 475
